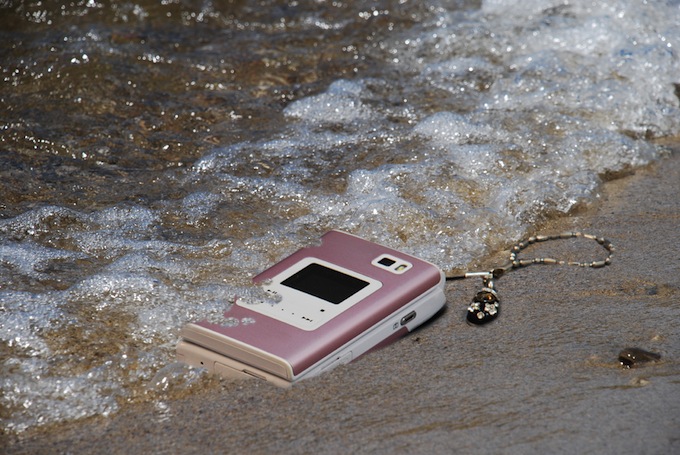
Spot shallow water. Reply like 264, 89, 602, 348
1, 0, 679, 435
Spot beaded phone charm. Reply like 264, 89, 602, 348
447, 232, 614, 324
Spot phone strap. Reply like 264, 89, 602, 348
446, 232, 614, 324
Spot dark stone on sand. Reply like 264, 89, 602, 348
618, 347, 661, 368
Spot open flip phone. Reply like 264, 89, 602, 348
177, 230, 446, 387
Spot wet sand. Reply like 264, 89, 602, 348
5, 149, 680, 454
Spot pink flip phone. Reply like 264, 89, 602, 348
177, 230, 446, 387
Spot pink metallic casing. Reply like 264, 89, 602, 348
179, 230, 445, 382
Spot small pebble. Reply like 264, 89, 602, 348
618, 347, 661, 368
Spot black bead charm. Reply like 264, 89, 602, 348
467, 288, 499, 324
618, 347, 661, 368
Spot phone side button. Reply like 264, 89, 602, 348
400, 311, 417, 326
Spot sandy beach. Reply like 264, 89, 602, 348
5, 147, 679, 454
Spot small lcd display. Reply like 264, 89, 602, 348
281, 263, 370, 304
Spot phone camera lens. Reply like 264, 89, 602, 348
378, 257, 396, 267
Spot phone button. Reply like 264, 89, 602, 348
400, 311, 417, 326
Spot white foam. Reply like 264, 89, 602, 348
0, 205, 89, 240
420, 56, 497, 95
414, 111, 502, 145
92, 205, 160, 236
0, 292, 64, 357
284, 79, 374, 124
181, 192, 222, 224
1, 357, 120, 434
0, 242, 89, 279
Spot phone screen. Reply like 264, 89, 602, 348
281, 262, 370, 304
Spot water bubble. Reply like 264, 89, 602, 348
223, 317, 240, 327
